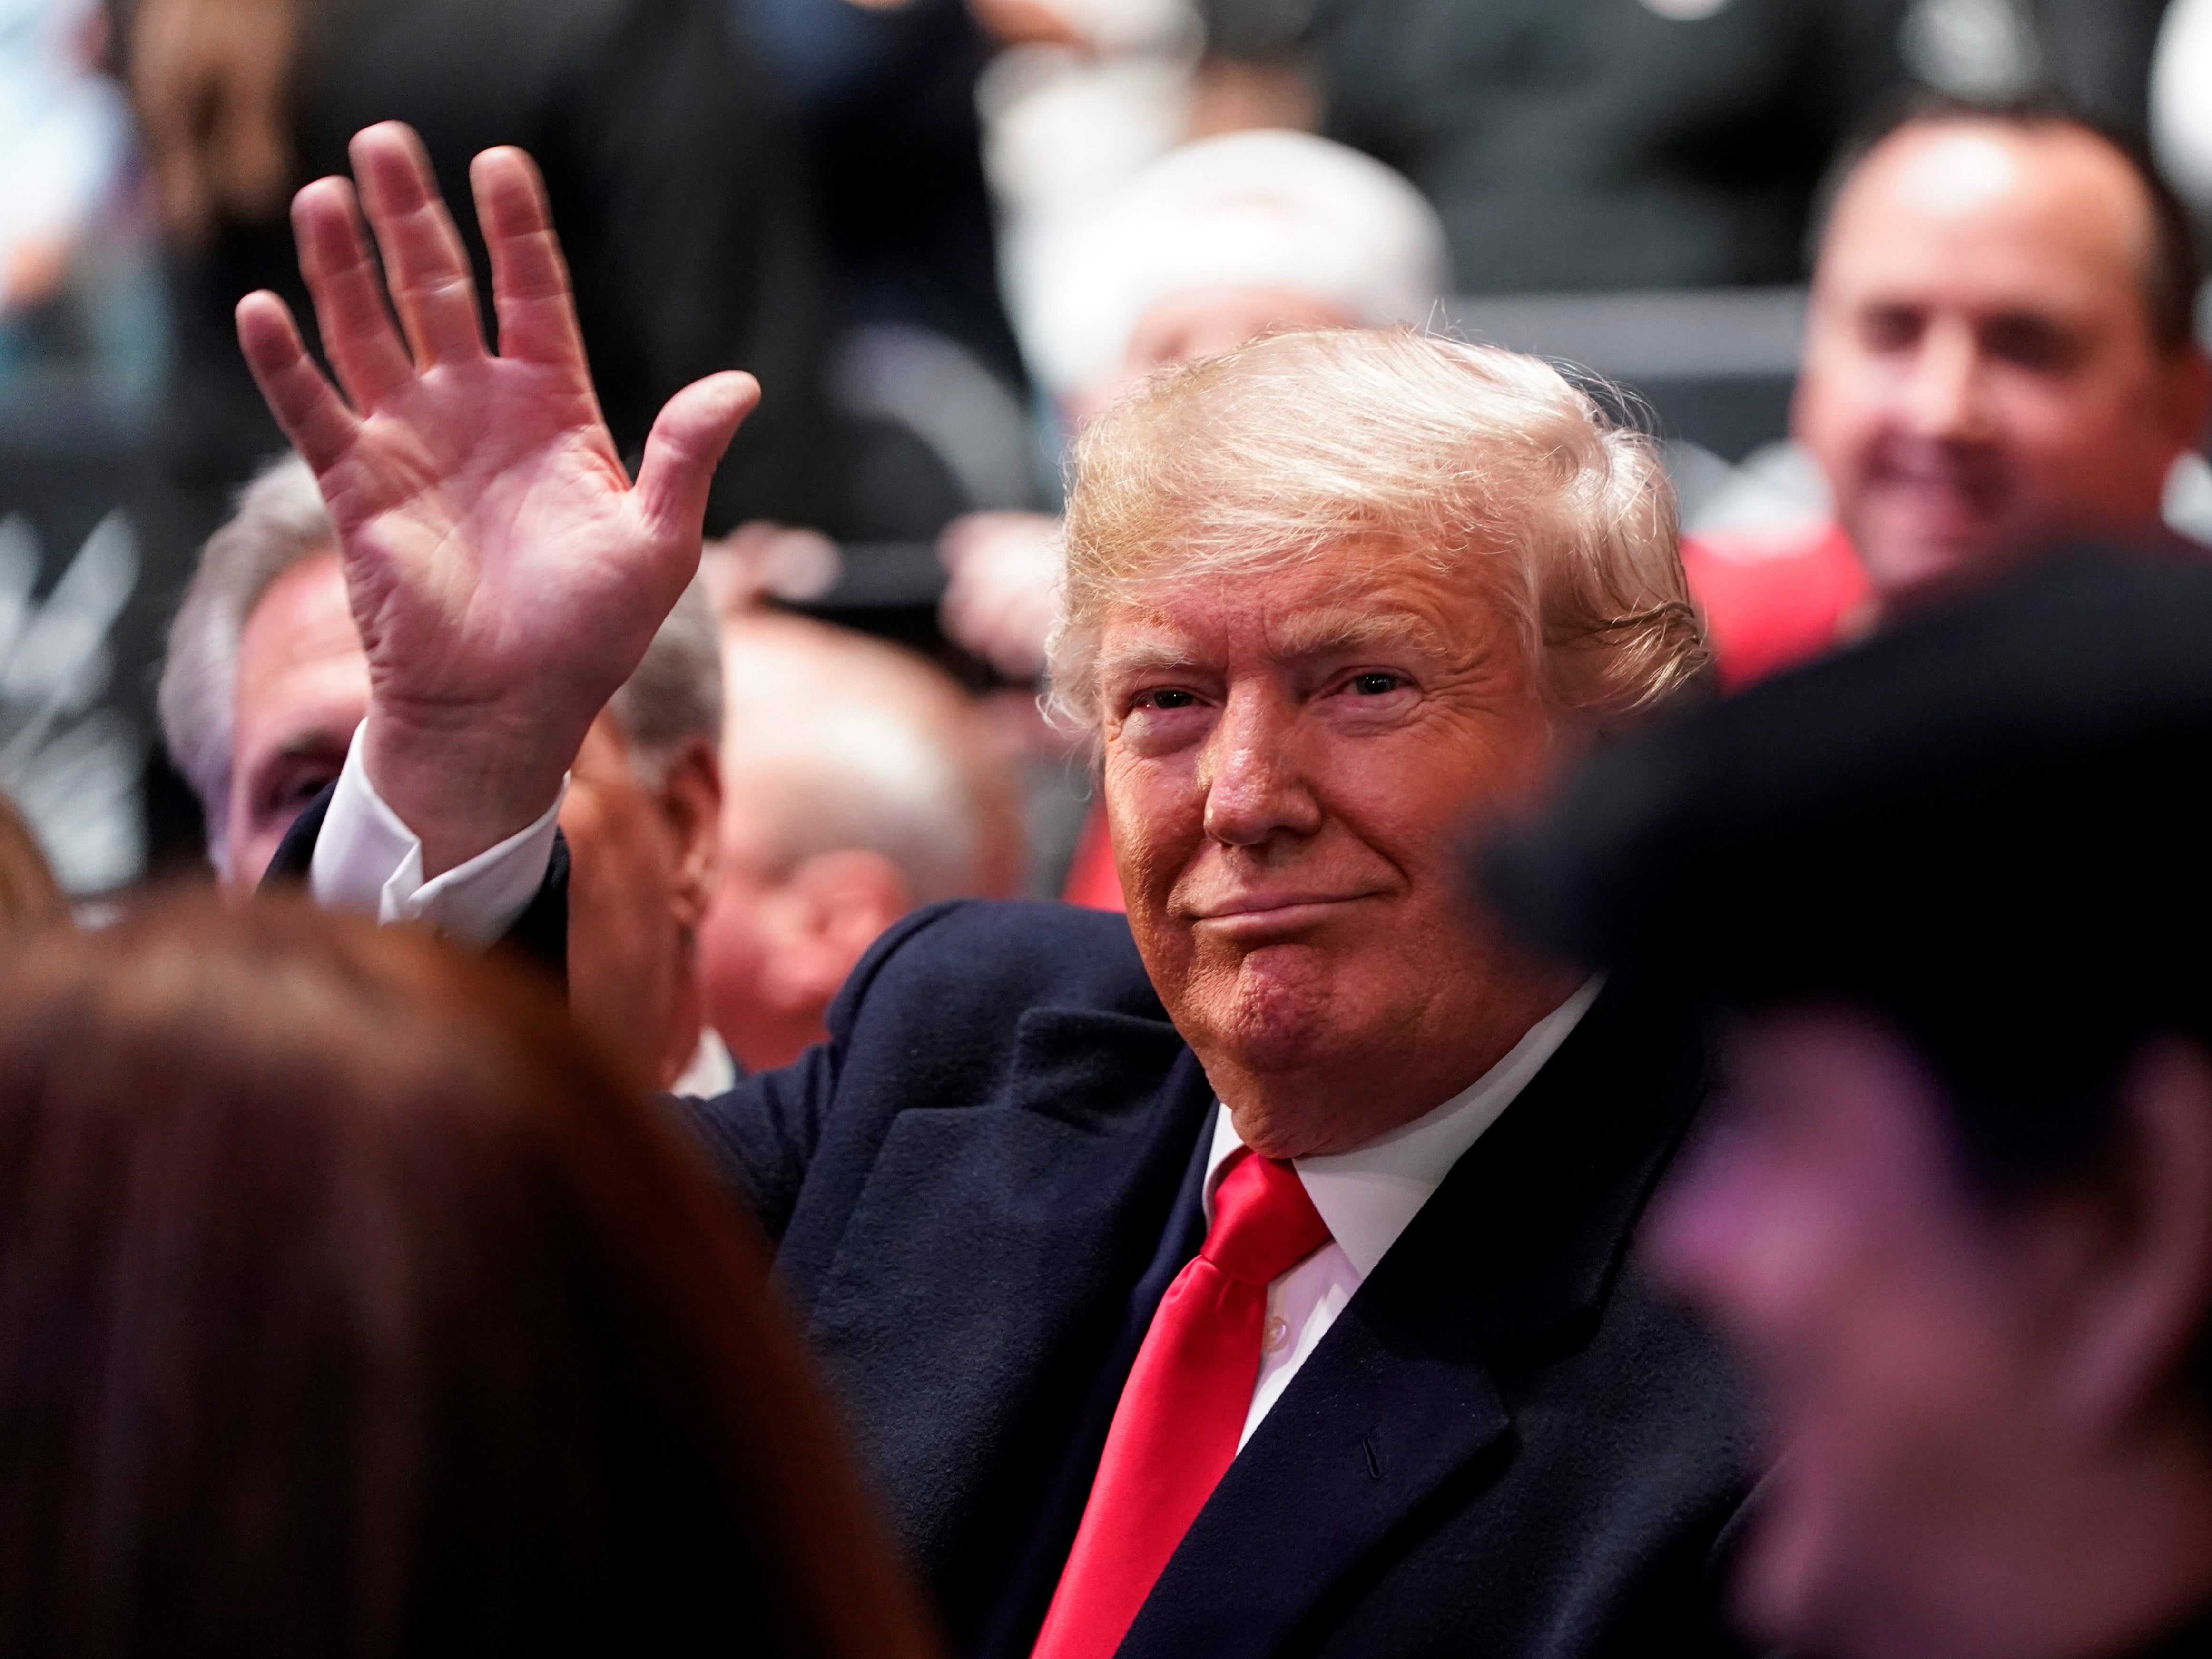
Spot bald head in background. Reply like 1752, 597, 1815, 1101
699, 611, 1024, 1072
1796, 111, 2212, 612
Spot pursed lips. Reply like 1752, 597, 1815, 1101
1186, 890, 1382, 924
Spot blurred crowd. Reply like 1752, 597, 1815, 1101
5, 0, 2211, 903
10, 2, 2212, 1657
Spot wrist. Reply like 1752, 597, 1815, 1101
360, 701, 580, 878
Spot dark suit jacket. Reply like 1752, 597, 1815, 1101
686, 899, 1751, 1658
268, 807, 1751, 1657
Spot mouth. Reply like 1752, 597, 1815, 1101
1866, 455, 2006, 520
1187, 892, 1381, 936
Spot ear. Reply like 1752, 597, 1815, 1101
2060, 1038, 2212, 1428
652, 736, 723, 930
2161, 344, 2212, 451
775, 849, 914, 1007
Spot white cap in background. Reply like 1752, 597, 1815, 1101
1009, 128, 1452, 399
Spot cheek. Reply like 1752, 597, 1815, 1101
697, 889, 767, 1008
1102, 750, 1202, 895
1323, 719, 1550, 861
229, 827, 284, 893
1998, 374, 2172, 479
1794, 348, 1884, 455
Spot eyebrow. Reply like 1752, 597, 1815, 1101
1272, 608, 1455, 658
1096, 606, 1459, 681
243, 729, 353, 786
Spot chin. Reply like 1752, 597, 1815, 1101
1191, 945, 1359, 1075
1858, 510, 2018, 598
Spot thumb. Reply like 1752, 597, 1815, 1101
635, 371, 761, 541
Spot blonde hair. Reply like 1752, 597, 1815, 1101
1045, 327, 1708, 732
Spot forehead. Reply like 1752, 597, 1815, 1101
233, 553, 367, 732
1097, 540, 1504, 665
1818, 123, 2154, 324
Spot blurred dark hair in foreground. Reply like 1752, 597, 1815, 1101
0, 895, 937, 1658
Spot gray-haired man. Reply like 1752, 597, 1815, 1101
159, 452, 734, 1093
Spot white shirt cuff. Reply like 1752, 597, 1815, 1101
309, 737, 567, 949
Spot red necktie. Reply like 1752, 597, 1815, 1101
1031, 1149, 1332, 1659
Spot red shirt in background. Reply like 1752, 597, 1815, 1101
1060, 522, 1874, 911
1678, 521, 1870, 691
1062, 803, 1126, 911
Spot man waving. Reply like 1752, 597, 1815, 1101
240, 124, 1750, 1659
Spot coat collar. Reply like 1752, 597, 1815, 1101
1121, 976, 1710, 1659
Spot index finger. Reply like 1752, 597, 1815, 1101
236, 290, 361, 471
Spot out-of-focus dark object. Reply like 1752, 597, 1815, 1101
0, 892, 941, 1657
1487, 546, 2212, 1135
0, 789, 65, 932
730, 0, 1026, 391
130, 0, 857, 539
727, 0, 1040, 540
1199, 0, 1918, 293
2032, 0, 2166, 128
1484, 549, 2212, 1659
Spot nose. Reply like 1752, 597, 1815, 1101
1899, 319, 1989, 442
1199, 684, 1322, 848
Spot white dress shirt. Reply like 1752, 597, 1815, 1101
311, 738, 567, 947
1207, 978, 1602, 1448
314, 741, 1603, 1445
672, 1027, 739, 1097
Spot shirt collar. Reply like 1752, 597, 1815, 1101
1204, 977, 1603, 1278
670, 1027, 738, 1098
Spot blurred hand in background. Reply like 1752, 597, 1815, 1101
128, 0, 297, 243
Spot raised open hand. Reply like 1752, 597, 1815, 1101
236, 122, 757, 873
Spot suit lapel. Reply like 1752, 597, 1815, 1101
1120, 980, 1708, 1659
801, 1004, 1214, 1626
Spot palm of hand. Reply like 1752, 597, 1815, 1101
235, 124, 756, 865
327, 364, 677, 728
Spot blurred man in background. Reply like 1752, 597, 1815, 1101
160, 457, 731, 1095
1489, 556, 2212, 1659
1684, 100, 2212, 685
700, 606, 1024, 1072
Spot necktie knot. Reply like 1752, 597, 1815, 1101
1202, 1150, 1331, 1286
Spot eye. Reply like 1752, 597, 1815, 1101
1348, 672, 1403, 696
1858, 304, 1922, 353
1981, 315, 2078, 373
285, 769, 338, 806
253, 760, 344, 822
1134, 687, 1200, 711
